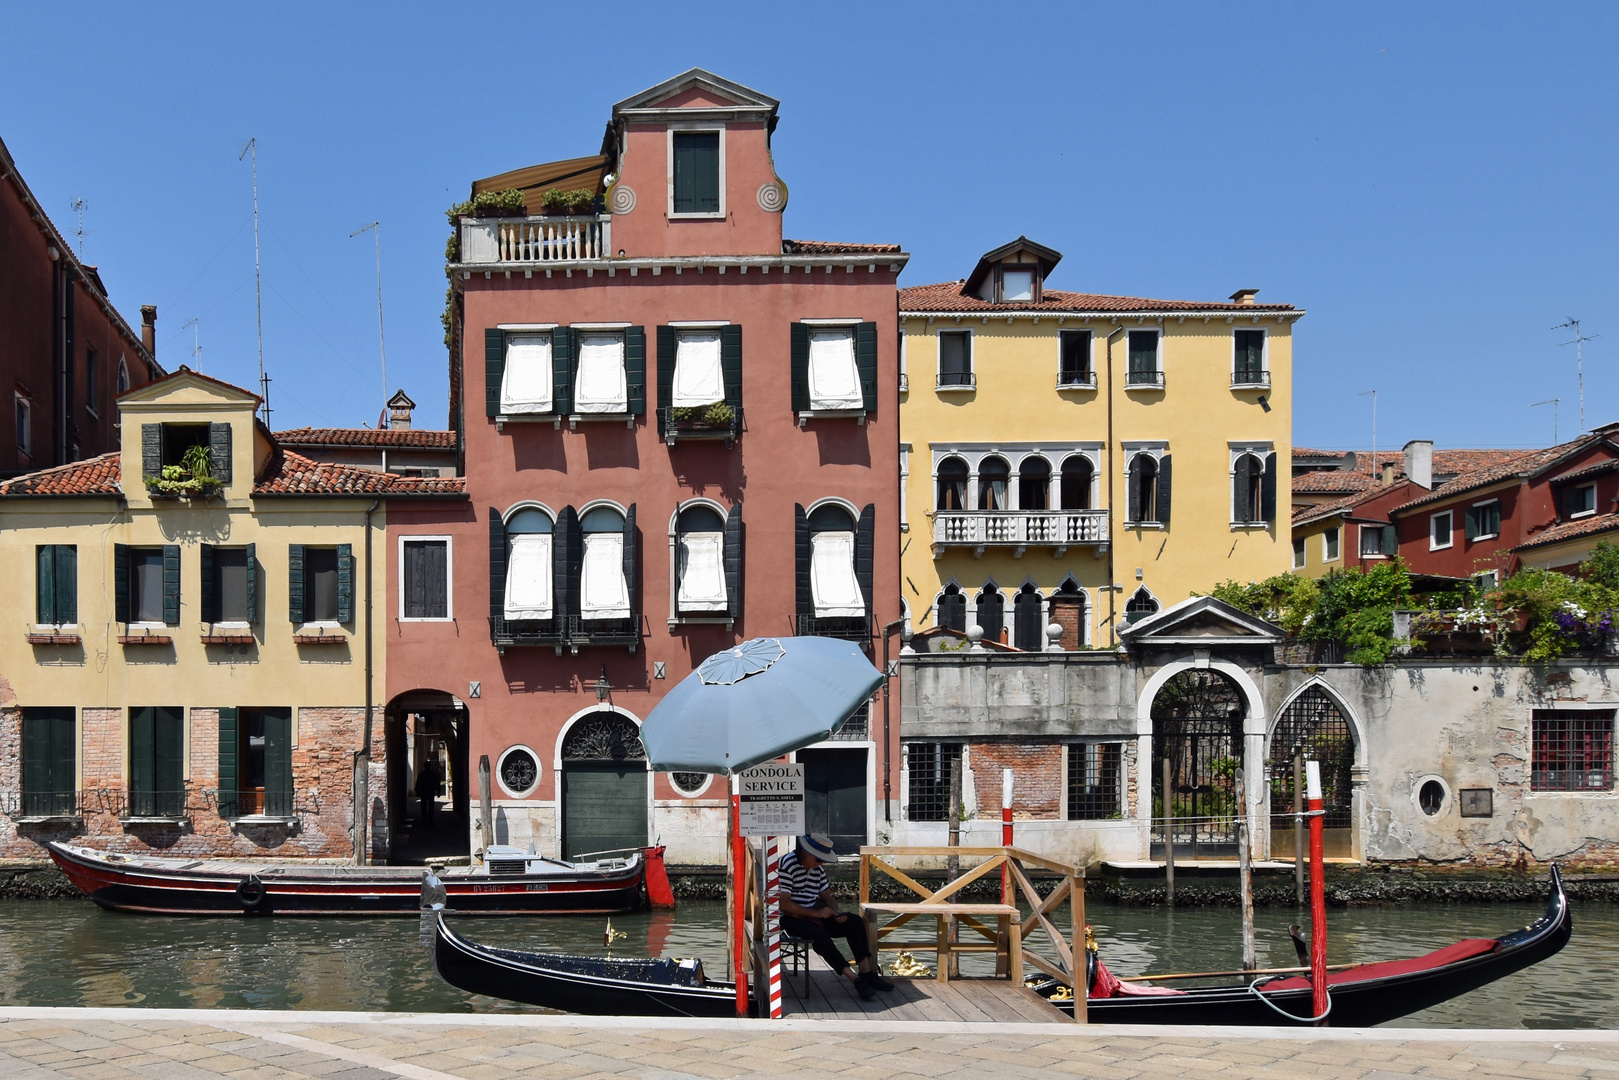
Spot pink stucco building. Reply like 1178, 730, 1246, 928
385, 70, 907, 867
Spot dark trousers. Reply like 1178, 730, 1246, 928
781, 912, 871, 975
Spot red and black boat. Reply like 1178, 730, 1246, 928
1030, 865, 1572, 1025
47, 841, 654, 916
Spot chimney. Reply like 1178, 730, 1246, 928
387, 390, 416, 430
1229, 288, 1259, 306
1381, 461, 1397, 485
1403, 439, 1433, 490
140, 305, 157, 359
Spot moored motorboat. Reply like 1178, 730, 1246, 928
1029, 865, 1572, 1025
47, 841, 653, 916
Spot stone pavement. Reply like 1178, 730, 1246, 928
0, 1008, 1614, 1080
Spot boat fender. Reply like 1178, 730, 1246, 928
236, 874, 267, 910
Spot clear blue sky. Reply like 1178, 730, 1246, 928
4, 3, 1615, 451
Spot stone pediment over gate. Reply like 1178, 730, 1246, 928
1118, 595, 1282, 648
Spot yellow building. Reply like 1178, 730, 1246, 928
0, 368, 461, 861
899, 238, 1301, 647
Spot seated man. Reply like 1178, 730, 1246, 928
778, 833, 894, 1000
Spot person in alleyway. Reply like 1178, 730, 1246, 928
415, 756, 442, 829
778, 833, 894, 1001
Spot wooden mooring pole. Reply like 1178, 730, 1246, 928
946, 755, 962, 979
1162, 757, 1174, 905
1294, 754, 1306, 905
477, 755, 493, 859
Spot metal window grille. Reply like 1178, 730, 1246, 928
1532, 710, 1614, 792
1267, 686, 1355, 829
906, 742, 962, 822
830, 700, 870, 741
1067, 743, 1121, 820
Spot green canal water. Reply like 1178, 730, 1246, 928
0, 897, 1612, 1027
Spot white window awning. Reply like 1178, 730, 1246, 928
575, 332, 628, 413
672, 330, 724, 408
808, 328, 863, 411
810, 530, 864, 617
581, 532, 631, 618
677, 531, 728, 612
504, 534, 553, 620
501, 333, 553, 414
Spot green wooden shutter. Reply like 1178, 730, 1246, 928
794, 504, 810, 619
656, 325, 676, 436
555, 506, 581, 621
625, 326, 646, 416
856, 322, 878, 414
114, 544, 130, 623
720, 324, 742, 414
208, 422, 232, 484
141, 424, 161, 479
485, 327, 505, 418
130, 707, 156, 813
673, 132, 720, 213
217, 707, 239, 818
161, 545, 181, 626
1261, 452, 1278, 523
855, 504, 875, 617
264, 709, 293, 818
1464, 507, 1479, 541
36, 546, 54, 624
489, 508, 508, 623
724, 501, 743, 623
54, 545, 77, 625
622, 503, 638, 624
155, 706, 184, 816
199, 544, 216, 623
553, 327, 574, 416
1156, 454, 1173, 526
336, 543, 354, 624
288, 544, 306, 623
1233, 456, 1254, 522
21, 710, 50, 813
790, 323, 809, 414
1127, 458, 1144, 523
1381, 523, 1398, 556
245, 543, 258, 624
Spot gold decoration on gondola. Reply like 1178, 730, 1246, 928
886, 951, 933, 978
1085, 924, 1098, 953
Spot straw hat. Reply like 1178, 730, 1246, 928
798, 833, 837, 862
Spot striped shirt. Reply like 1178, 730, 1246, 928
778, 850, 830, 907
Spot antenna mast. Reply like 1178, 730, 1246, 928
1531, 398, 1560, 444
349, 221, 388, 418
69, 198, 88, 259
1358, 390, 1378, 480
182, 317, 201, 371
239, 138, 267, 424
1552, 319, 1599, 435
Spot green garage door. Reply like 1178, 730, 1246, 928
561, 764, 648, 860
800, 747, 868, 858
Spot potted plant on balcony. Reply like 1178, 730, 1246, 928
145, 443, 220, 499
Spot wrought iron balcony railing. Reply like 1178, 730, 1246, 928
491, 615, 644, 654
797, 613, 873, 645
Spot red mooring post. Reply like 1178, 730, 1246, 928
1001, 769, 1014, 903
732, 792, 750, 1017
1306, 760, 1328, 1022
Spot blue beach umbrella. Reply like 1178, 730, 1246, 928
640, 636, 884, 776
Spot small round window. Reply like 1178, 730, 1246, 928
1418, 779, 1446, 816
671, 771, 711, 797
498, 746, 540, 798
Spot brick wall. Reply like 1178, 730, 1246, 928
966, 742, 1063, 819
1050, 598, 1085, 651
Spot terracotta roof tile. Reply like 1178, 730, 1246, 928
1292, 449, 1536, 496
275, 427, 457, 449
253, 451, 464, 496
1514, 511, 1619, 552
0, 453, 122, 496
1292, 488, 1388, 525
782, 239, 903, 255
1546, 459, 1619, 485
1394, 439, 1590, 513
1293, 471, 1376, 495
899, 280, 1297, 315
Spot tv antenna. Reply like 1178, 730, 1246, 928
239, 138, 267, 424
69, 198, 88, 259
1552, 319, 1598, 435
1531, 398, 1560, 444
349, 221, 388, 419
1358, 390, 1378, 479
182, 317, 202, 371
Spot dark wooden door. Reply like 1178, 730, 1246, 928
561, 764, 648, 860
800, 747, 867, 858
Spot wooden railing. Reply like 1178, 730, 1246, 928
459, 215, 612, 264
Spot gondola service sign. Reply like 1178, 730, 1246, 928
738, 763, 805, 836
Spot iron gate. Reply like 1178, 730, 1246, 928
1151, 670, 1245, 856
1267, 686, 1356, 857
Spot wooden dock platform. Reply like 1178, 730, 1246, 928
780, 970, 1068, 1023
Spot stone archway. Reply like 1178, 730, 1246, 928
383, 690, 469, 864
1150, 669, 1246, 857
557, 707, 648, 861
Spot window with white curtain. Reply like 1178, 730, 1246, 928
575, 332, 628, 413
672, 330, 724, 408
500, 333, 553, 414
504, 508, 553, 620
580, 507, 631, 618
807, 327, 862, 411
810, 528, 864, 617
675, 505, 727, 613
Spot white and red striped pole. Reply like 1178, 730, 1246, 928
764, 836, 783, 1018
1001, 768, 1014, 903
1306, 760, 1329, 1022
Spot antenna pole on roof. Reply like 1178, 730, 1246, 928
1358, 390, 1378, 480
349, 221, 387, 421
239, 138, 266, 425
1552, 319, 1598, 435
69, 198, 88, 259
182, 318, 201, 372
1531, 398, 1560, 444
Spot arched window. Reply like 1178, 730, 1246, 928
1013, 583, 1046, 650
503, 507, 554, 621
1268, 686, 1356, 833
1125, 587, 1159, 622
1048, 577, 1087, 648
974, 586, 1004, 642
1233, 453, 1264, 524
1018, 456, 1051, 511
807, 503, 863, 618
675, 504, 727, 614
1060, 457, 1093, 510
580, 506, 631, 620
936, 456, 969, 511
937, 584, 966, 632
1128, 454, 1163, 524
978, 456, 1010, 511
116, 357, 130, 396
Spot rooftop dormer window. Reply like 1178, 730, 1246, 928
999, 266, 1037, 302
671, 130, 722, 217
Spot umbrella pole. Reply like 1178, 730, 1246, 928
732, 790, 750, 1017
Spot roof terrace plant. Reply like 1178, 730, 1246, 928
144, 443, 218, 498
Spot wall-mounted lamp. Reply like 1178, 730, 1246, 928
594, 666, 612, 704
1257, 394, 1272, 413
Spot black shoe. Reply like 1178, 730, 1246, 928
861, 970, 895, 992
850, 972, 876, 1000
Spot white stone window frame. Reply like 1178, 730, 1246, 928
666, 123, 726, 221
1056, 328, 1096, 389
935, 327, 975, 392
1230, 325, 1270, 388
798, 318, 866, 420
898, 329, 909, 393
397, 535, 454, 623
1322, 525, 1341, 563
1429, 509, 1454, 551
899, 443, 911, 531
569, 323, 633, 427
667, 497, 733, 629
669, 770, 715, 798
1228, 442, 1274, 530
1124, 325, 1165, 386
496, 323, 560, 429
1569, 483, 1598, 520
495, 744, 542, 799
502, 501, 558, 622
1471, 497, 1502, 543
1121, 441, 1168, 529
929, 443, 1101, 513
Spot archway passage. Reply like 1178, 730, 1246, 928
1151, 669, 1244, 857
1268, 686, 1357, 858
560, 710, 648, 861
384, 691, 469, 865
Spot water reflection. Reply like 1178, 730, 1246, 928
0, 897, 1611, 1028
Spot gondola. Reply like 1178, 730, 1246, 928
430, 908, 741, 1017
1030, 865, 1572, 1026
47, 841, 652, 916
